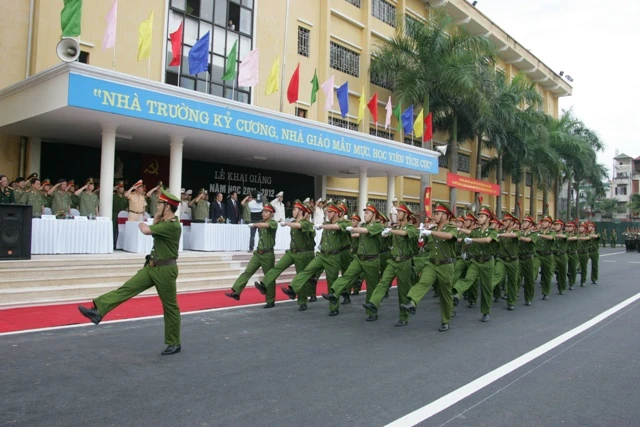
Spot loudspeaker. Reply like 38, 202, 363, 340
0, 204, 32, 260
56, 38, 80, 62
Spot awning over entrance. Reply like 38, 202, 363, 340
0, 63, 439, 179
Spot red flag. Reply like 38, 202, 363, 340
367, 93, 378, 125
169, 22, 183, 66
287, 63, 300, 104
423, 112, 433, 142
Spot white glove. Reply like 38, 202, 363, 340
346, 226, 353, 232
383, 227, 392, 234
419, 223, 425, 230
381, 230, 390, 237
314, 224, 322, 230
248, 223, 255, 228
279, 221, 287, 227
427, 223, 437, 230
464, 237, 473, 244
421, 229, 432, 236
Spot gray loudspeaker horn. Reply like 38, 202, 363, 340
435, 145, 448, 156
56, 38, 80, 62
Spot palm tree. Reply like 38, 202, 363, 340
371, 9, 494, 211
627, 194, 640, 217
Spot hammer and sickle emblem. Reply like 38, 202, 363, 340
144, 159, 159, 175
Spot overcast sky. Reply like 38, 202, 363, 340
476, 0, 639, 179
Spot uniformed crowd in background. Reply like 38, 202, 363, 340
223, 198, 606, 332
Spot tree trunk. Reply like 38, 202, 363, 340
566, 169, 572, 221
449, 114, 458, 214
529, 173, 536, 217
474, 134, 483, 210
496, 153, 503, 214
543, 184, 549, 217
554, 175, 560, 219
574, 175, 580, 222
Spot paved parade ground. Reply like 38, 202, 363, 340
3, 248, 640, 426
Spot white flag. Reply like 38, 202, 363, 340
384, 96, 392, 129
238, 49, 259, 87
320, 75, 335, 111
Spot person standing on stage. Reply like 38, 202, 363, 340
78, 188, 183, 356
75, 178, 99, 217
49, 179, 72, 215
272, 191, 285, 222
125, 180, 147, 221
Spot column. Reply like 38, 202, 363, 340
27, 137, 41, 177
169, 136, 184, 199
386, 173, 395, 216
358, 168, 368, 214
321, 175, 327, 200
99, 124, 117, 219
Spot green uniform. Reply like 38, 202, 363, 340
69, 192, 79, 210
113, 193, 129, 215
78, 191, 99, 217
535, 229, 556, 297
24, 190, 46, 218
578, 234, 590, 286
601, 230, 607, 247
518, 230, 538, 304
231, 220, 278, 298
553, 232, 568, 293
610, 230, 617, 248
329, 221, 384, 315
14, 188, 26, 204
290, 221, 349, 303
369, 223, 419, 321
94, 217, 182, 345
0, 186, 16, 204
242, 203, 251, 223
148, 193, 160, 216
192, 200, 209, 221
453, 226, 497, 315
492, 230, 520, 307
408, 224, 458, 324
51, 190, 72, 215
588, 233, 599, 283
261, 220, 315, 305
566, 233, 579, 288
379, 232, 391, 275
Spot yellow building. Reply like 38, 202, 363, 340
0, 0, 571, 219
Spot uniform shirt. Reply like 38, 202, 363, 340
567, 232, 579, 254
148, 193, 160, 216
51, 190, 71, 214
518, 230, 539, 256
357, 221, 384, 255
113, 193, 129, 216
380, 229, 392, 253
289, 219, 315, 251
69, 192, 79, 209
553, 232, 568, 254
78, 191, 99, 217
588, 233, 600, 253
467, 226, 498, 258
14, 189, 26, 204
390, 223, 419, 258
271, 199, 285, 222
257, 219, 278, 250
192, 200, 210, 221
242, 203, 252, 223
496, 230, 520, 258
424, 223, 459, 261
128, 193, 147, 220
0, 186, 16, 204
25, 190, 46, 217
535, 229, 556, 254
148, 218, 182, 260
320, 221, 346, 253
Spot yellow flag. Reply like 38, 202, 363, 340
413, 108, 424, 138
357, 87, 366, 123
137, 11, 154, 62
265, 57, 280, 95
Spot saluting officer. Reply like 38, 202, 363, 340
49, 178, 72, 215
24, 178, 46, 217
75, 178, 99, 217
0, 174, 16, 204
78, 188, 183, 356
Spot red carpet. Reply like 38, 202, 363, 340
0, 280, 380, 333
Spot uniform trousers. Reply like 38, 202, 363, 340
567, 253, 578, 286
407, 261, 455, 324
578, 252, 589, 285
331, 257, 380, 315
291, 253, 341, 300
369, 258, 413, 321
492, 259, 519, 306
589, 250, 599, 283
519, 257, 535, 303
262, 251, 314, 305
232, 252, 275, 301
554, 253, 568, 293
453, 259, 495, 315
537, 255, 556, 297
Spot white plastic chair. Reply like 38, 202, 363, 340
70, 208, 80, 217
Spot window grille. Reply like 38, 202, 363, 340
330, 41, 360, 77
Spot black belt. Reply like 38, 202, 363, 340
290, 248, 314, 254
554, 251, 566, 256
128, 209, 144, 214
255, 248, 274, 254
472, 256, 493, 263
358, 254, 379, 261
392, 255, 413, 262
498, 255, 519, 262
340, 244, 351, 252
321, 249, 342, 255
537, 251, 552, 256
430, 258, 454, 266
519, 254, 533, 260
146, 257, 177, 267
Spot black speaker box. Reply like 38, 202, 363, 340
0, 204, 32, 260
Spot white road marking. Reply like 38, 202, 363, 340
600, 252, 625, 257
603, 261, 617, 263
384, 291, 640, 427
628, 262, 640, 264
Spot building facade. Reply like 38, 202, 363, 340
0, 0, 571, 218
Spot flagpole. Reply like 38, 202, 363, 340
112, 44, 116, 70
279, 0, 291, 113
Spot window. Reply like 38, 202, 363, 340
405, 15, 420, 36
78, 51, 90, 64
344, 0, 361, 7
615, 186, 628, 196
480, 159, 490, 178
436, 145, 448, 169
372, 0, 396, 28
370, 68, 393, 90
526, 172, 532, 187
330, 42, 360, 77
404, 137, 421, 148
329, 116, 359, 131
369, 128, 393, 140
295, 107, 307, 118
458, 153, 470, 173
297, 26, 310, 57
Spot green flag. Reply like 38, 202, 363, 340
310, 69, 320, 105
221, 41, 238, 81
392, 101, 402, 133
61, 0, 82, 37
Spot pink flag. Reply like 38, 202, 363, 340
238, 49, 259, 87
384, 96, 392, 129
102, 0, 117, 49
320, 75, 335, 111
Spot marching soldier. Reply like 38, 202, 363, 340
362, 201, 419, 326
492, 213, 520, 311
518, 215, 538, 306
565, 221, 579, 290
49, 179, 72, 215
346, 210, 363, 299
458, 213, 478, 308
452, 206, 498, 322
75, 178, 99, 217
397, 202, 457, 331
321, 204, 384, 318
254, 200, 316, 310
0, 175, 16, 204
587, 222, 600, 284
535, 215, 556, 300
224, 203, 277, 304
78, 188, 183, 356
552, 219, 569, 295
577, 223, 591, 287
281, 202, 349, 310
